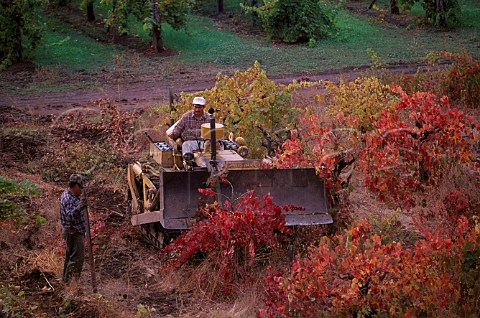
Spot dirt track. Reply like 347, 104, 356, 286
0, 63, 429, 117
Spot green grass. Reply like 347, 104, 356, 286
30, 0, 480, 77
0, 176, 42, 197
461, 0, 480, 31
160, 8, 479, 75
2, 126, 47, 140
0, 176, 45, 228
32, 16, 117, 70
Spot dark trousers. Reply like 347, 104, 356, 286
62, 228, 85, 283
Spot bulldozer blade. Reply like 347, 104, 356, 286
219, 168, 332, 226
142, 168, 331, 230
157, 170, 212, 229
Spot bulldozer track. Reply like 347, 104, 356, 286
140, 223, 164, 249
139, 223, 181, 249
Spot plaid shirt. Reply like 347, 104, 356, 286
60, 188, 86, 234
171, 110, 210, 141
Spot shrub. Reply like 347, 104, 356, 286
423, 0, 461, 28
441, 50, 480, 109
398, 0, 461, 28
161, 190, 293, 296
0, 0, 46, 70
0, 176, 43, 230
243, 0, 339, 43
321, 76, 399, 133
443, 189, 479, 218
275, 77, 399, 205
378, 66, 447, 98
51, 98, 137, 152
163, 62, 307, 157
259, 216, 480, 317
276, 84, 480, 209
377, 51, 479, 109
361, 87, 479, 208
33, 140, 126, 188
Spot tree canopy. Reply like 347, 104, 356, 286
0, 0, 46, 70
100, 0, 193, 52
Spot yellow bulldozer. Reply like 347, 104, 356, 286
127, 111, 332, 248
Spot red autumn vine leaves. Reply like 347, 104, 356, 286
441, 50, 480, 108
161, 191, 294, 293
276, 84, 479, 209
260, 57, 480, 316
362, 86, 478, 208
259, 216, 480, 318
159, 53, 480, 314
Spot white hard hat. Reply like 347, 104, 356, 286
192, 96, 206, 106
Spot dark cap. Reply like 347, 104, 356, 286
69, 174, 84, 188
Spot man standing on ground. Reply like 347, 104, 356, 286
167, 96, 210, 156
60, 174, 86, 283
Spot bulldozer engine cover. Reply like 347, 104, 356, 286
135, 168, 331, 230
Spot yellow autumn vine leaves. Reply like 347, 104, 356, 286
319, 76, 399, 133
164, 62, 312, 157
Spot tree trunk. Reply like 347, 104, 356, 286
436, 0, 446, 27
86, 2, 95, 22
217, 0, 224, 14
391, 0, 399, 14
151, 0, 164, 53
251, 0, 258, 27
107, 0, 117, 33
14, 15, 22, 61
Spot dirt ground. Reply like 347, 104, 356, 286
0, 106, 208, 317
0, 60, 429, 117
0, 5, 448, 317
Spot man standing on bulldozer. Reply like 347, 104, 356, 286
59, 174, 87, 283
167, 96, 210, 156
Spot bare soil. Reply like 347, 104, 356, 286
1, 60, 430, 118
0, 113, 197, 317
